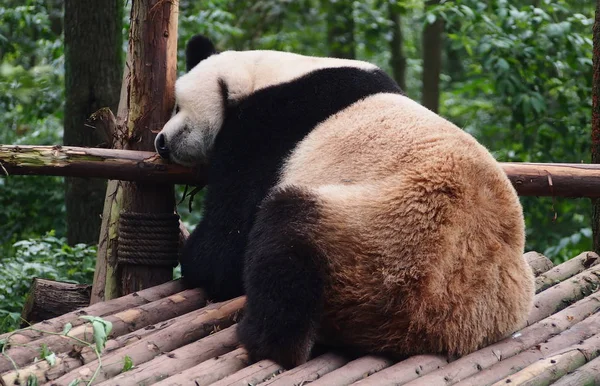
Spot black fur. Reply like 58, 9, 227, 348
238, 187, 325, 369
185, 35, 218, 71
180, 64, 402, 302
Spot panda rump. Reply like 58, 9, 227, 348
156, 35, 535, 369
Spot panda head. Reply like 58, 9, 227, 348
155, 35, 378, 167
154, 35, 242, 166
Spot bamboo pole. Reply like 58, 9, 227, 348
5, 145, 600, 198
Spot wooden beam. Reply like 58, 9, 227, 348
2, 144, 600, 198
0, 144, 201, 185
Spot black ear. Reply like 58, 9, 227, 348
185, 35, 218, 72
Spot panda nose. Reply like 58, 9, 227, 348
155, 133, 170, 159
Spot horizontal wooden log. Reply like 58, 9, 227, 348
154, 347, 250, 386
527, 264, 600, 323
398, 291, 600, 386
0, 145, 204, 185
262, 353, 350, 386
0, 279, 184, 345
492, 333, 600, 386
535, 251, 599, 293
97, 325, 241, 386
0, 288, 206, 373
523, 251, 554, 277
50, 296, 244, 386
352, 355, 448, 385
551, 354, 600, 386
210, 360, 284, 386
20, 278, 91, 327
455, 312, 600, 385
309, 355, 394, 386
3, 145, 600, 197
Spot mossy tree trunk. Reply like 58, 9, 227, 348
421, 0, 444, 113
63, 0, 123, 245
389, 2, 407, 91
592, 0, 600, 254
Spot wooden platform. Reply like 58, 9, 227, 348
1, 251, 599, 386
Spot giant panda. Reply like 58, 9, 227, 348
155, 35, 535, 369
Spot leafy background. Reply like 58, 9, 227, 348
0, 0, 594, 332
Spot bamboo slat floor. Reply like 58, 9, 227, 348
1, 251, 598, 386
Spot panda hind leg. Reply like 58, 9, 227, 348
238, 186, 325, 369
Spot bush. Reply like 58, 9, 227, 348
0, 231, 96, 333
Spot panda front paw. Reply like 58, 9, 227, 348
237, 312, 314, 369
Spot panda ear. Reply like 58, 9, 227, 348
185, 35, 218, 72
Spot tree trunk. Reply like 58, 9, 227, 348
115, 0, 179, 297
389, 3, 407, 91
20, 278, 91, 326
63, 0, 123, 245
326, 0, 355, 59
592, 0, 600, 254
421, 0, 444, 113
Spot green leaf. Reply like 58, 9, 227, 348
80, 316, 113, 352
62, 322, 72, 335
122, 355, 134, 372
27, 374, 39, 386
45, 352, 56, 366
67, 379, 81, 386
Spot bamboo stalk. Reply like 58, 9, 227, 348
51, 297, 245, 386
153, 347, 250, 386
0, 279, 184, 344
491, 334, 600, 386
455, 312, 600, 386
535, 251, 599, 293
5, 145, 600, 197
210, 360, 284, 386
0, 289, 206, 373
261, 353, 349, 386
396, 291, 600, 386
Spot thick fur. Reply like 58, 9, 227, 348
156, 35, 535, 368
178, 65, 401, 301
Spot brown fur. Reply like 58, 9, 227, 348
278, 93, 535, 357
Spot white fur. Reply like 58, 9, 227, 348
157, 50, 377, 166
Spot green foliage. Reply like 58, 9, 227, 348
0, 0, 66, 249
0, 232, 97, 333
436, 0, 593, 262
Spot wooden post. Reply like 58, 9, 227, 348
91, 0, 179, 303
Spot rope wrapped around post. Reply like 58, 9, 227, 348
117, 212, 180, 267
